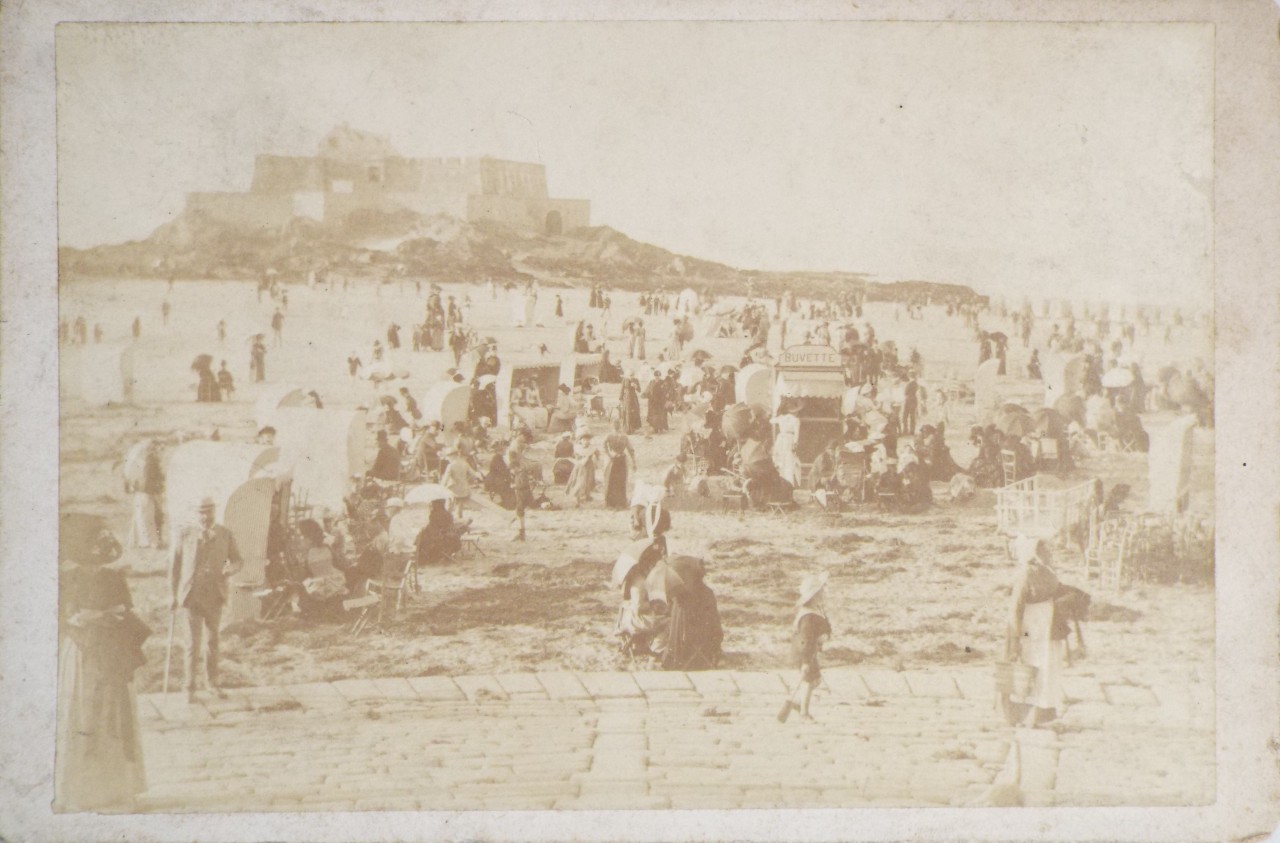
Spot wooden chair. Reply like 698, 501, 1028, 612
1000, 450, 1020, 486
459, 529, 486, 558
346, 554, 417, 634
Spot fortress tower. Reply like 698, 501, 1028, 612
185, 125, 590, 235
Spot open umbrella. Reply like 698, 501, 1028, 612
989, 332, 1008, 344
379, 395, 398, 407
611, 538, 662, 589
404, 483, 454, 505
1032, 407, 1066, 437
643, 558, 689, 605
995, 409, 1036, 437
190, 353, 213, 372
687, 349, 712, 367
1101, 367, 1134, 388
1054, 394, 1086, 427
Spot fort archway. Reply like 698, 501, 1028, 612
545, 210, 563, 235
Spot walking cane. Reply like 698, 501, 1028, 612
162, 604, 176, 694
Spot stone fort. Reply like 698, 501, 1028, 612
185, 125, 590, 235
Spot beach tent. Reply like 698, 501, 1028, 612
164, 441, 288, 622
735, 363, 773, 408
273, 407, 371, 513
560, 353, 602, 389
495, 361, 562, 429
972, 358, 1002, 417
420, 381, 471, 431
254, 384, 312, 430
67, 344, 136, 406
1148, 415, 1196, 514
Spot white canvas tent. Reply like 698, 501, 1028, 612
273, 407, 371, 513
560, 353, 602, 389
973, 358, 1002, 417
254, 384, 312, 430
1148, 415, 1196, 514
1040, 352, 1088, 408
165, 441, 288, 623
735, 363, 773, 408
420, 382, 471, 431
496, 361, 561, 430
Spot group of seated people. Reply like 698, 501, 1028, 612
614, 532, 723, 672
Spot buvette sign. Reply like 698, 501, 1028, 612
777, 344, 841, 370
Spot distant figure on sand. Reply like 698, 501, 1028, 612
132, 317, 142, 340
250, 336, 267, 382
271, 309, 284, 347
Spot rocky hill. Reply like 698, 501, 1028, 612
58, 208, 981, 303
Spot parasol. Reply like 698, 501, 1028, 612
668, 555, 707, 588
612, 538, 663, 588
1032, 407, 1066, 437
995, 408, 1036, 437
190, 354, 213, 372
379, 395, 398, 407
989, 332, 1008, 344
404, 483, 454, 505
363, 362, 402, 382
643, 558, 688, 605
719, 364, 738, 378
476, 374, 498, 388
1053, 394, 1086, 427
687, 349, 712, 367
1101, 367, 1134, 388
999, 402, 1030, 416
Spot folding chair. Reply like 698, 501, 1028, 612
346, 554, 416, 634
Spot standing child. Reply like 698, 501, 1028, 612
779, 571, 831, 723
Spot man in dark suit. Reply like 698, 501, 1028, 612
170, 498, 242, 702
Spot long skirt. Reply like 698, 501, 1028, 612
128, 493, 159, 548
55, 639, 145, 811
1014, 601, 1065, 711
603, 456, 628, 509
620, 395, 641, 433
567, 458, 596, 504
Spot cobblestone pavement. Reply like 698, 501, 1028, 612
134, 664, 1213, 812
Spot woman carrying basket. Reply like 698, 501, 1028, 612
1003, 536, 1067, 727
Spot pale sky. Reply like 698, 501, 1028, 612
57, 22, 1213, 304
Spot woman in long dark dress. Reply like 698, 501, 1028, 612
602, 421, 635, 509
619, 377, 642, 434
645, 374, 668, 433
56, 513, 150, 811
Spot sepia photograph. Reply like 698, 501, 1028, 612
3, 2, 1278, 841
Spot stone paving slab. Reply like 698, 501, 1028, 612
133, 666, 1214, 812
579, 671, 644, 698
455, 674, 509, 701
405, 675, 465, 701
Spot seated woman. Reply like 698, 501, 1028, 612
615, 539, 670, 659
1113, 397, 1150, 452
294, 519, 347, 616
898, 460, 933, 511
548, 384, 578, 434
484, 441, 516, 508
661, 555, 723, 672
549, 431, 575, 485
415, 499, 464, 566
